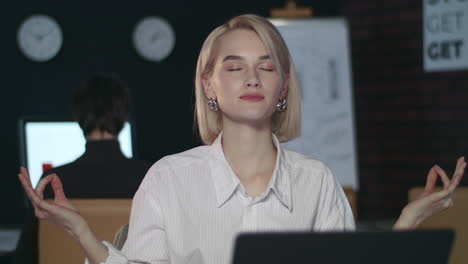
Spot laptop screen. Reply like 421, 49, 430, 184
232, 230, 454, 264
18, 118, 134, 188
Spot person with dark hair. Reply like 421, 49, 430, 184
13, 73, 151, 264
41, 72, 151, 198
74, 73, 130, 137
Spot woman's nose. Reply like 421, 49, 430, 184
245, 71, 261, 88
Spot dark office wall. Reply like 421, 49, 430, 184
342, 0, 468, 219
1, 1, 340, 224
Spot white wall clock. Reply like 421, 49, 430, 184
17, 14, 63, 62
133, 16, 175, 62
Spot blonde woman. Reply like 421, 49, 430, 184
19, 14, 465, 264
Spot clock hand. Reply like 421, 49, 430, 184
34, 33, 43, 41
34, 28, 56, 42
150, 32, 160, 43
42, 28, 56, 38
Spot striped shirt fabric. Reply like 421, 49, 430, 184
101, 133, 355, 264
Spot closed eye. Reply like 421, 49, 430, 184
227, 68, 242, 71
260, 68, 274, 72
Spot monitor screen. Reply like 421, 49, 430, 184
19, 119, 133, 188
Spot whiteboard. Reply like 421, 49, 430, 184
271, 18, 359, 190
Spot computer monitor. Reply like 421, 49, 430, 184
18, 117, 135, 188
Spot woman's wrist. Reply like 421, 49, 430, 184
69, 216, 92, 242
76, 222, 96, 244
393, 206, 422, 230
76, 224, 110, 264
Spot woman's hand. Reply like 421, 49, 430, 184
394, 157, 466, 230
18, 167, 110, 263
18, 167, 88, 240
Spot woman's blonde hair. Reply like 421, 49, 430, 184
194, 14, 301, 145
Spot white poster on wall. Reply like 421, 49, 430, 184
271, 18, 358, 190
423, 0, 468, 71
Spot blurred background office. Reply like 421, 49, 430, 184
1, 0, 468, 262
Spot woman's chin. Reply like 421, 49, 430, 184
223, 111, 274, 127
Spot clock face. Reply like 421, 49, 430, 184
133, 16, 175, 62
17, 15, 63, 62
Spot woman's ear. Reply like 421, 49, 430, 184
202, 74, 215, 99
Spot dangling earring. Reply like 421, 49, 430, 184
208, 98, 218, 112
276, 98, 287, 112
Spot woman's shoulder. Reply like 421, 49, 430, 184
282, 148, 330, 173
142, 145, 212, 182
281, 149, 341, 190
154, 145, 212, 169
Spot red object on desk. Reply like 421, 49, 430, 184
42, 163, 53, 172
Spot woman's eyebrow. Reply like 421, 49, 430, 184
222, 55, 271, 62
222, 55, 243, 62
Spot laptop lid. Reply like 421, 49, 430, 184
232, 229, 454, 264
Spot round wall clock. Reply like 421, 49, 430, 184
133, 16, 175, 62
17, 14, 63, 62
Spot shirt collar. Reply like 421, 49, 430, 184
209, 132, 292, 211
269, 135, 292, 211
83, 139, 124, 160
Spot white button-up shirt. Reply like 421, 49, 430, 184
102, 134, 355, 264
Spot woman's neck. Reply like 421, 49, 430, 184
221, 120, 277, 198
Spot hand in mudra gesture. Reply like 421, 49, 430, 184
394, 157, 466, 229
18, 167, 89, 240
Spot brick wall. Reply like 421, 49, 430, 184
342, 0, 468, 219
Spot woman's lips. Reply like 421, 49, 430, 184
240, 94, 265, 101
